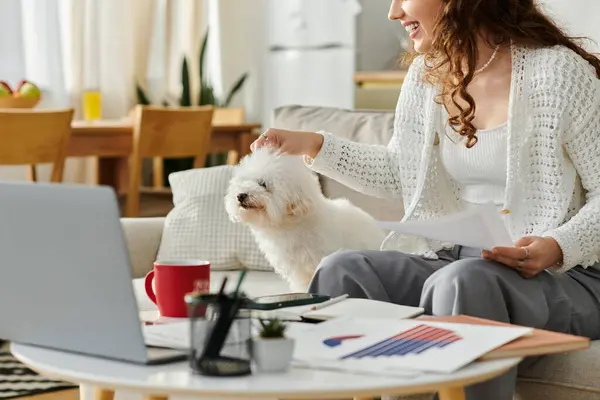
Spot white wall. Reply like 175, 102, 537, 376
357, 0, 408, 71
538, 0, 600, 52
208, 0, 267, 124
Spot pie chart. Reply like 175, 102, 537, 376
323, 334, 364, 348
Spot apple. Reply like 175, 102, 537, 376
16, 81, 41, 99
0, 81, 12, 97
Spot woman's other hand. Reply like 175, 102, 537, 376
482, 236, 564, 278
250, 128, 324, 159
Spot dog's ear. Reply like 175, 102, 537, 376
286, 197, 312, 218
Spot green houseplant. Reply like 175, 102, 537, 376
136, 28, 249, 184
251, 318, 295, 373
258, 318, 288, 338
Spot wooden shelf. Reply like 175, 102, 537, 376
354, 70, 408, 87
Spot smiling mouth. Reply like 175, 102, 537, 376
405, 22, 420, 38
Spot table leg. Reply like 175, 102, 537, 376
93, 388, 115, 400
438, 386, 466, 400
226, 150, 239, 165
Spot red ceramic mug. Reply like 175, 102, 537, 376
144, 260, 211, 318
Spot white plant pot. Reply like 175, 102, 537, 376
251, 337, 295, 373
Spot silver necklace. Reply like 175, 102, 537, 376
474, 45, 500, 74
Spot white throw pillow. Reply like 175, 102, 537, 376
157, 166, 272, 271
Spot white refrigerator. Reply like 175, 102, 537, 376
263, 0, 362, 125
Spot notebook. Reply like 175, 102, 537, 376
243, 297, 424, 322
419, 315, 591, 360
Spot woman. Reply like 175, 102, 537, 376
252, 1, 600, 399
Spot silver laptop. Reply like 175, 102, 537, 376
0, 182, 186, 365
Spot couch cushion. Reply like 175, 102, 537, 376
157, 166, 271, 271
120, 217, 165, 278
272, 105, 404, 221
209, 270, 291, 298
516, 341, 600, 398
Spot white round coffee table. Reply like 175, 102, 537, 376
11, 342, 521, 400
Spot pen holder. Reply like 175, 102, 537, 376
185, 293, 252, 377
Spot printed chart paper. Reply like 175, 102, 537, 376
378, 204, 514, 250
291, 317, 531, 374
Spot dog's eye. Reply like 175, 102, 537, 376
257, 180, 267, 189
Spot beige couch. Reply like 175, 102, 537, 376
123, 105, 600, 400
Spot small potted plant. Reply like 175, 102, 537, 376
251, 318, 295, 373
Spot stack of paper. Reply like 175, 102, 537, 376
143, 321, 190, 350
142, 316, 533, 376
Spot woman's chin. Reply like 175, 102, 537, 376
412, 38, 432, 54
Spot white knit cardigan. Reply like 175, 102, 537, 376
309, 44, 600, 273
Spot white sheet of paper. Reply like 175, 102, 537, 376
378, 204, 514, 250
142, 320, 316, 350
292, 317, 531, 374
143, 321, 190, 350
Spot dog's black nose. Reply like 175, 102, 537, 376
237, 193, 248, 203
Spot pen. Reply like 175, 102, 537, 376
310, 294, 349, 311
217, 276, 228, 298
233, 270, 247, 298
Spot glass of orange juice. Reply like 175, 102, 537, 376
82, 89, 102, 121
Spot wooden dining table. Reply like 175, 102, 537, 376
70, 119, 261, 194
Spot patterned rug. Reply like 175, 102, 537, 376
0, 351, 76, 399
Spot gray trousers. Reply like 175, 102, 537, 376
308, 246, 600, 400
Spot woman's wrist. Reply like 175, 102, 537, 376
308, 132, 324, 159
543, 236, 564, 268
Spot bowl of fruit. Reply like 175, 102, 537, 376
0, 80, 42, 109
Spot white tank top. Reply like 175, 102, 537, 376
440, 121, 508, 208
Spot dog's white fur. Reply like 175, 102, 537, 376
224, 147, 387, 292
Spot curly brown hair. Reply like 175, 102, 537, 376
420, 0, 600, 148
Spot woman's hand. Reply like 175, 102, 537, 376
482, 236, 563, 278
250, 128, 324, 158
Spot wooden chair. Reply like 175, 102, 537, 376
0, 109, 74, 183
149, 107, 245, 189
126, 105, 214, 218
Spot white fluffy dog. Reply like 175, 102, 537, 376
224, 147, 387, 292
